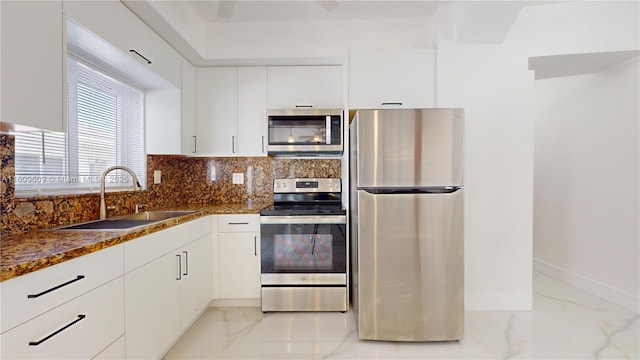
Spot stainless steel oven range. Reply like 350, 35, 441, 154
260, 178, 347, 312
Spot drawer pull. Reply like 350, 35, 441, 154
381, 102, 403, 106
228, 222, 249, 225
129, 49, 152, 64
27, 275, 85, 299
183, 251, 189, 276
176, 254, 182, 280
28, 314, 86, 346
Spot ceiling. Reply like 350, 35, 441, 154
122, 0, 569, 66
186, 0, 444, 23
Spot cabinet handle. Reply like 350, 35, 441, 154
183, 251, 189, 276
176, 254, 182, 280
254, 236, 257, 256
232, 136, 236, 153
381, 102, 403, 106
295, 105, 313, 108
129, 49, 152, 64
28, 315, 86, 346
192, 135, 197, 154
228, 222, 249, 225
261, 136, 265, 153
27, 275, 85, 299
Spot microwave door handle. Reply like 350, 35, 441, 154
325, 116, 331, 144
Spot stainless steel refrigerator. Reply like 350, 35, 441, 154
350, 109, 464, 342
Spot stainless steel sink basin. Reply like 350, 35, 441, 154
57, 219, 159, 230
55, 210, 197, 231
117, 210, 197, 221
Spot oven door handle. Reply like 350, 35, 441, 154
260, 215, 346, 225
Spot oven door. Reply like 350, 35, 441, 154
260, 215, 347, 285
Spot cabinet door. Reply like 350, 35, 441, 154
218, 232, 260, 299
179, 235, 213, 331
349, 49, 435, 109
181, 58, 197, 155
267, 66, 342, 109
211, 216, 221, 299
197, 67, 238, 156
63, 0, 181, 87
237, 67, 268, 156
124, 253, 180, 360
1, 1, 64, 132
145, 87, 181, 154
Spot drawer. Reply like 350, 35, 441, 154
218, 214, 260, 232
1, 277, 125, 359
1, 245, 123, 333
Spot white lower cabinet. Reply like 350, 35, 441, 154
1, 277, 125, 359
216, 215, 261, 300
123, 217, 213, 359
0, 244, 124, 360
0, 216, 214, 360
124, 250, 181, 359
179, 235, 213, 331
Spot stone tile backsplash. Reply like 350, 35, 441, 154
0, 134, 341, 235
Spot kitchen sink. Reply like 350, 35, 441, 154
55, 210, 197, 231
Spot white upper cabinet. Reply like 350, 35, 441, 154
63, 0, 181, 88
197, 67, 238, 156
181, 58, 197, 155
267, 66, 342, 109
238, 67, 268, 156
1, 1, 65, 132
145, 87, 181, 154
349, 49, 435, 109
197, 67, 267, 157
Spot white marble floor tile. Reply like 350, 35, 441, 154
164, 273, 638, 360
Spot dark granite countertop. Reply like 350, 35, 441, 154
0, 202, 270, 282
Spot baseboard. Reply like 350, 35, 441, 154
533, 258, 639, 313
209, 298, 261, 308
466, 292, 532, 311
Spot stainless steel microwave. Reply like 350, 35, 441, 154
267, 109, 343, 156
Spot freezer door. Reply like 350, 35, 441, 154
355, 109, 464, 188
356, 189, 464, 341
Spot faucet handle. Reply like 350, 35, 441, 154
135, 204, 149, 213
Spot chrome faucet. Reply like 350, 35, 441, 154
99, 166, 142, 219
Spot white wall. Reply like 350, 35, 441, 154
533, 57, 639, 311
505, 1, 639, 57
436, 43, 535, 311
434, 0, 638, 311
497, 0, 639, 312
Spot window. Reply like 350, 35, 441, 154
14, 57, 145, 195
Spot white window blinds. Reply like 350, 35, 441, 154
14, 57, 145, 194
